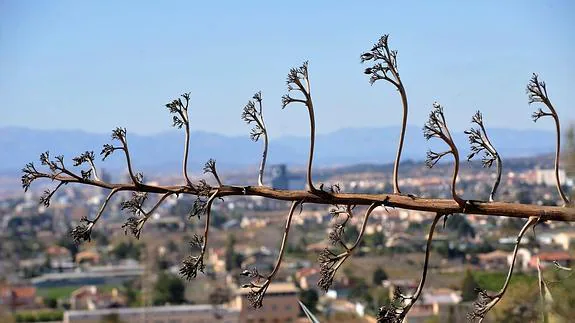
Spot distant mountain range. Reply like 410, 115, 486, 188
0, 126, 556, 174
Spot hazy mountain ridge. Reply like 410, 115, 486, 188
0, 126, 555, 173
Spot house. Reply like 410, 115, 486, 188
305, 241, 328, 253
406, 288, 464, 323
69, 285, 126, 310
553, 232, 575, 251
530, 251, 572, 269
46, 245, 73, 268
233, 282, 299, 323
477, 250, 510, 270
383, 279, 418, 299
208, 248, 227, 273
75, 250, 100, 265
241, 247, 275, 273
295, 267, 320, 291
0, 285, 37, 309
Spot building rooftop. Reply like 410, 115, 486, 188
65, 304, 240, 317
236, 282, 298, 295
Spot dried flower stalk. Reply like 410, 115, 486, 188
468, 216, 539, 322
318, 203, 380, 291
242, 91, 269, 186
361, 34, 409, 195
376, 213, 444, 322
282, 62, 318, 192
527, 74, 570, 206
241, 200, 301, 308
465, 111, 502, 201
166, 93, 193, 186
423, 103, 465, 206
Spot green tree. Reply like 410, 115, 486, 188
112, 241, 141, 260
58, 236, 79, 261
461, 269, 480, 302
153, 273, 186, 305
343, 224, 360, 243
299, 289, 319, 313
446, 214, 475, 238
122, 280, 140, 307
372, 267, 388, 285
44, 297, 58, 309
348, 277, 369, 301
224, 234, 244, 272
100, 313, 124, 323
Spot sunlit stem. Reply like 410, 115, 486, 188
441, 117, 464, 207
305, 94, 317, 192
93, 188, 121, 224
325, 203, 379, 284
199, 189, 219, 263
476, 216, 539, 321
182, 112, 192, 186
256, 99, 268, 187
477, 122, 501, 202
399, 213, 444, 317
87, 159, 101, 182
119, 137, 139, 185
248, 200, 301, 306
392, 82, 408, 195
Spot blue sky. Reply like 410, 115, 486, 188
1, 1, 574, 138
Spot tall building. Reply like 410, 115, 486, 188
233, 282, 300, 323
270, 165, 289, 190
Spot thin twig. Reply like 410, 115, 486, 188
318, 203, 380, 291
70, 187, 121, 243
282, 62, 318, 193
241, 200, 302, 308
242, 91, 268, 186
362, 34, 409, 194
468, 216, 539, 322
424, 103, 465, 206
376, 213, 444, 322
527, 74, 570, 206
465, 111, 502, 202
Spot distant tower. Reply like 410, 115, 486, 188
271, 164, 289, 190
99, 168, 112, 183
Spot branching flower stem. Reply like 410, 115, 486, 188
133, 191, 176, 239
70, 187, 121, 242
113, 130, 140, 186
182, 114, 192, 186
242, 200, 302, 308
396, 213, 445, 320
94, 188, 121, 224
361, 35, 409, 194
23, 170, 575, 221
469, 216, 539, 322
165, 93, 193, 186
199, 189, 219, 267
282, 62, 318, 193
257, 101, 268, 187
465, 111, 502, 202
527, 74, 570, 206
424, 103, 465, 207
242, 92, 268, 186
318, 203, 380, 291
